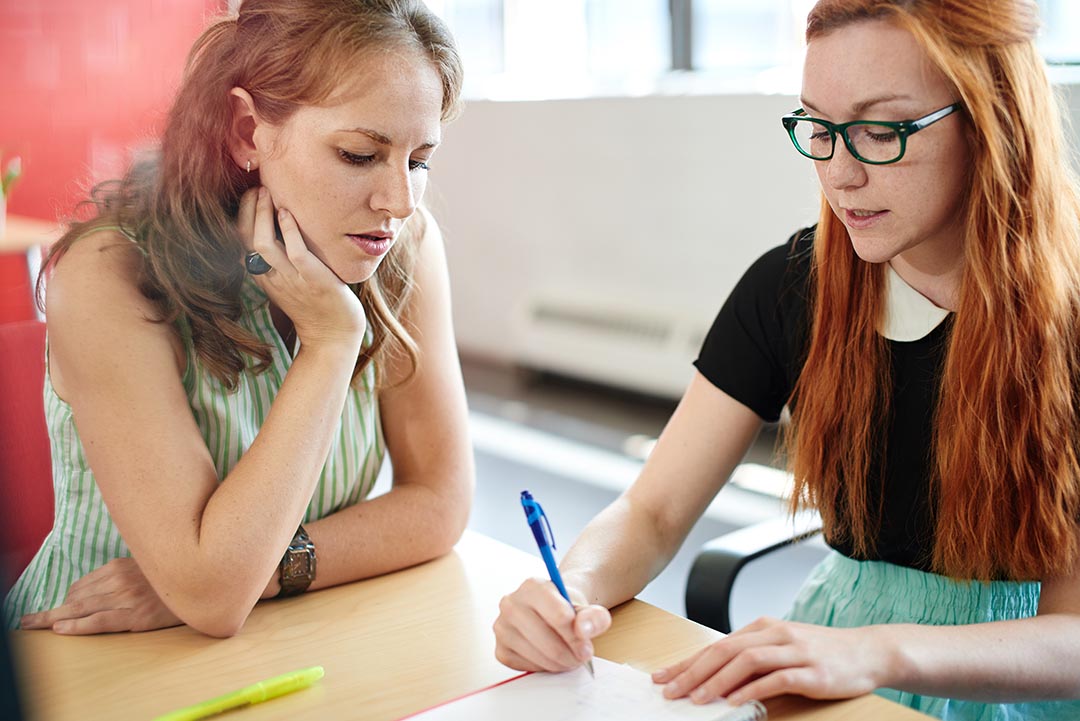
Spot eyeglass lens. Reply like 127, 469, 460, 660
790, 119, 902, 163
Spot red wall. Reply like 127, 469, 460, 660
0, 0, 224, 223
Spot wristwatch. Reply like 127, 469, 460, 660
278, 525, 316, 597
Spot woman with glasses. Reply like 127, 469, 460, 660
493, 0, 1080, 718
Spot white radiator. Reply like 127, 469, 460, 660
429, 93, 822, 399
519, 294, 708, 397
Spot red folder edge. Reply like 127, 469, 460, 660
396, 671, 534, 720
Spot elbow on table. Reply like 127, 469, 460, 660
430, 523, 466, 559
178, 603, 251, 639
433, 485, 472, 555
166, 581, 261, 638
407, 470, 472, 559
409, 512, 467, 565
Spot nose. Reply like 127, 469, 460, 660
370, 161, 419, 219
821, 136, 868, 191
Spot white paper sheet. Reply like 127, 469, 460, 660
405, 657, 765, 721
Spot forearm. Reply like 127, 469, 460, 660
166, 342, 361, 627
559, 495, 684, 610
263, 474, 472, 595
559, 377, 762, 611
874, 614, 1080, 701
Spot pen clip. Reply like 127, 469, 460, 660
522, 495, 557, 550
538, 505, 556, 550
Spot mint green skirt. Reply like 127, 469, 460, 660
786, 551, 1080, 721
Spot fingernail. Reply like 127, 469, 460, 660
258, 186, 267, 199
691, 687, 709, 703
19, 615, 37, 628
727, 693, 743, 705
664, 682, 679, 695
580, 620, 594, 636
653, 668, 669, 681
53, 621, 72, 634
278, 207, 288, 219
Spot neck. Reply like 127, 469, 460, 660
888, 237, 965, 311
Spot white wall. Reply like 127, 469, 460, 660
430, 85, 1080, 400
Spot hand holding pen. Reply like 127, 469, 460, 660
515, 490, 608, 677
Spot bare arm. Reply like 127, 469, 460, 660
274, 210, 475, 593
493, 372, 763, 671
560, 373, 763, 608
869, 555, 1080, 701
45, 192, 365, 637
657, 528, 1080, 706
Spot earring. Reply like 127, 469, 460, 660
246, 160, 252, 173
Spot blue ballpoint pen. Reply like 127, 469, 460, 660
520, 490, 595, 678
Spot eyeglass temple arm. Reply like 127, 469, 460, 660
908, 103, 961, 133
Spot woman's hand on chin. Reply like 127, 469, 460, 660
237, 186, 366, 352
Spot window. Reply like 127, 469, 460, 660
426, 0, 1080, 100
1039, 0, 1080, 64
691, 0, 812, 73
424, 0, 505, 80
430, 0, 669, 99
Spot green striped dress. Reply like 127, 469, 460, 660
2, 279, 385, 628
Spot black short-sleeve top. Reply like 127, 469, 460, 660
694, 227, 952, 571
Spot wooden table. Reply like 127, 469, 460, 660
10, 532, 929, 720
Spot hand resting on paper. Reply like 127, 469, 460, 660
19, 557, 182, 634
652, 616, 887, 706
494, 577, 612, 672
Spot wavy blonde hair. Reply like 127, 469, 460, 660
787, 0, 1080, 580
41, 0, 463, 389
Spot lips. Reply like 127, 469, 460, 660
347, 232, 393, 257
843, 208, 889, 230
356, 230, 392, 240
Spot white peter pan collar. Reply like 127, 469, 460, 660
880, 264, 952, 342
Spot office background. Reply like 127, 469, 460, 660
1, 0, 1078, 624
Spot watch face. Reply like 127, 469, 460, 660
283, 551, 312, 578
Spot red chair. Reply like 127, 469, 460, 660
0, 320, 53, 591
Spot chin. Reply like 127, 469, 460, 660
850, 247, 894, 264
842, 226, 894, 263
847, 234, 899, 265
332, 262, 382, 286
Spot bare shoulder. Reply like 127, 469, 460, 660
378, 207, 454, 388
399, 206, 450, 316
409, 206, 447, 278
46, 228, 153, 321
46, 228, 185, 398
413, 205, 441, 239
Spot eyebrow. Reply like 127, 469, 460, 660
801, 93, 916, 116
339, 127, 439, 150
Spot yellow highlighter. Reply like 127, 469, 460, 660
153, 666, 325, 721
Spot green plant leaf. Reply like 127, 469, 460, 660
1, 155, 22, 197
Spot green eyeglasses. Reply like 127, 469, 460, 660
781, 103, 962, 165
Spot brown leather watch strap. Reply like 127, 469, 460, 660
278, 524, 316, 597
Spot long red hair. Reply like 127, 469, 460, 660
788, 0, 1080, 580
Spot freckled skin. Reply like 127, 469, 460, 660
802, 20, 971, 296
254, 50, 444, 284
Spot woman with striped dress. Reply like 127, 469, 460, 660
3, 0, 474, 637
